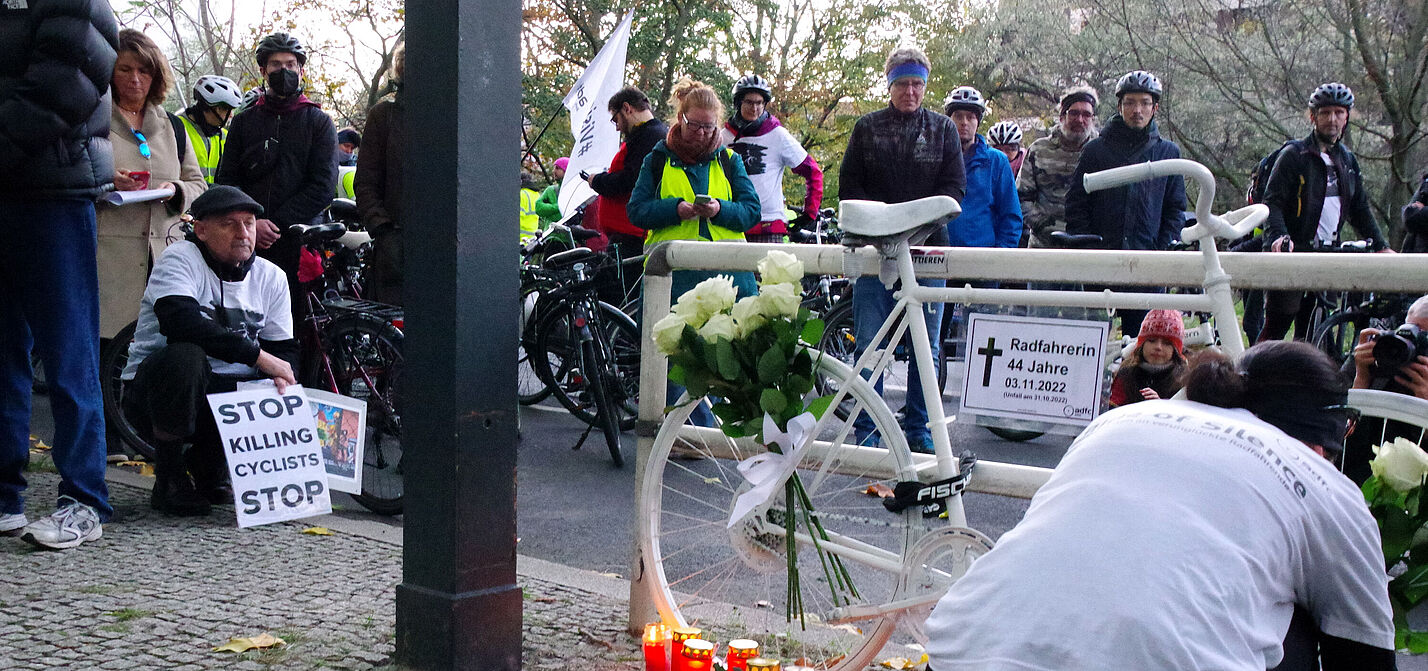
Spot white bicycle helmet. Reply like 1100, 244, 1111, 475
193, 75, 243, 109
1308, 82, 1354, 110
987, 121, 1023, 146
943, 86, 987, 116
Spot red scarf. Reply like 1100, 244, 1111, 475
665, 121, 722, 165
256, 93, 320, 114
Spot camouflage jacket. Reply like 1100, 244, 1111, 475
1017, 123, 1097, 247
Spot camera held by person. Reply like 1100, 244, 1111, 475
1370, 322, 1428, 381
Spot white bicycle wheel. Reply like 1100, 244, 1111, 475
1346, 389, 1428, 458
639, 352, 972, 669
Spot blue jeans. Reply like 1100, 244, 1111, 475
0, 199, 112, 521
851, 275, 944, 443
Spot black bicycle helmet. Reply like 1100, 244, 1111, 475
256, 32, 307, 68
1308, 82, 1354, 110
943, 86, 987, 116
732, 74, 774, 106
1115, 70, 1162, 102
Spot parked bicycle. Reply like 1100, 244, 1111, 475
527, 246, 640, 467
637, 159, 1282, 669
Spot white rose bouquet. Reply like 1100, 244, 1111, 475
653, 250, 830, 438
1363, 436, 1428, 652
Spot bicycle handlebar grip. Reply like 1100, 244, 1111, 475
1083, 163, 1159, 193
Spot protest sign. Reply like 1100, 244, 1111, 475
959, 313, 1109, 428
304, 388, 366, 495
207, 385, 332, 528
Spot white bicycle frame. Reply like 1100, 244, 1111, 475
837, 158, 1267, 527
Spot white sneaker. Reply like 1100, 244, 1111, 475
0, 512, 28, 536
20, 497, 102, 550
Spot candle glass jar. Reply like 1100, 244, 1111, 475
673, 638, 715, 671
747, 658, 780, 671
725, 639, 759, 671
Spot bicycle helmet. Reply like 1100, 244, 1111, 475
732, 74, 774, 106
1114, 70, 1162, 102
987, 121, 1023, 147
256, 32, 307, 68
239, 87, 262, 111
1308, 82, 1354, 110
943, 86, 987, 117
192, 75, 243, 109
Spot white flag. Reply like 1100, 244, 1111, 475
558, 11, 635, 217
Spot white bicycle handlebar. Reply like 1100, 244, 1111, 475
1083, 158, 1266, 243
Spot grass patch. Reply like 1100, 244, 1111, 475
78, 584, 127, 595
106, 608, 153, 622
99, 623, 130, 633
24, 452, 57, 474
239, 628, 306, 666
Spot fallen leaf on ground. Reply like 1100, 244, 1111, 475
140, 464, 154, 477
301, 527, 333, 536
863, 483, 894, 498
878, 654, 928, 669
212, 633, 286, 653
703, 477, 721, 484
30, 438, 50, 451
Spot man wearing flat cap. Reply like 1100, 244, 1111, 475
121, 186, 299, 517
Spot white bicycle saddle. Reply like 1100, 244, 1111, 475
338, 230, 372, 250
838, 196, 961, 239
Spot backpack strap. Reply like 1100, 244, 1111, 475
166, 112, 188, 166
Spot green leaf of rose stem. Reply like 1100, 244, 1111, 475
785, 479, 804, 628
1395, 562, 1428, 605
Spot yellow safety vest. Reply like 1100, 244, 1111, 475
644, 149, 744, 247
178, 114, 226, 184
520, 188, 541, 241
336, 166, 357, 199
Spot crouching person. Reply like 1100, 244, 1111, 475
122, 186, 298, 516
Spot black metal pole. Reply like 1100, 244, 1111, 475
396, 0, 522, 668
520, 105, 565, 166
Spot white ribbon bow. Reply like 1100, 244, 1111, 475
727, 411, 818, 529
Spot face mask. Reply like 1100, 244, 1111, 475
266, 68, 303, 99
336, 151, 355, 165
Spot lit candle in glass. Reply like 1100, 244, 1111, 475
642, 623, 671, 671
747, 658, 781, 671
673, 639, 715, 671
725, 639, 759, 671
670, 626, 702, 646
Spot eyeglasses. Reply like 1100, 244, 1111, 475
681, 115, 716, 133
1064, 110, 1095, 119
1322, 404, 1362, 438
131, 128, 151, 159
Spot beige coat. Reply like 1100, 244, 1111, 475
98, 104, 207, 337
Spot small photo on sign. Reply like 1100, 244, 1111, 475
304, 388, 367, 495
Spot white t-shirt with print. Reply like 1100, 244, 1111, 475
1317, 152, 1342, 243
720, 125, 808, 222
924, 400, 1392, 670
123, 240, 293, 380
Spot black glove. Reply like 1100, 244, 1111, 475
790, 210, 815, 230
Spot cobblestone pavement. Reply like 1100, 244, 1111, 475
0, 472, 644, 670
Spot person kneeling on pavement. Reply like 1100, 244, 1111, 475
121, 186, 298, 516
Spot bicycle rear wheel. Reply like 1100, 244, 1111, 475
99, 321, 154, 460
640, 352, 983, 669
318, 315, 404, 516
583, 339, 625, 468
1313, 311, 1365, 367
532, 300, 639, 431
815, 301, 948, 424
519, 282, 553, 405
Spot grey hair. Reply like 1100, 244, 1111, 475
884, 47, 931, 77
1409, 295, 1428, 322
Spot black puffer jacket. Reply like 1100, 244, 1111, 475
1262, 132, 1386, 251
1064, 115, 1186, 250
216, 98, 337, 225
0, 0, 118, 199
1402, 172, 1428, 254
839, 105, 965, 205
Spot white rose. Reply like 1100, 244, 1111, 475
652, 313, 688, 355
731, 296, 767, 338
756, 282, 801, 319
757, 250, 804, 287
669, 296, 708, 329
678, 276, 738, 324
1370, 436, 1428, 492
698, 313, 737, 342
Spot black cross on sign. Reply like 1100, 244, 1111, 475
978, 337, 1004, 387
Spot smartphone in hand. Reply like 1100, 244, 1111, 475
694, 194, 713, 205
129, 170, 151, 190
